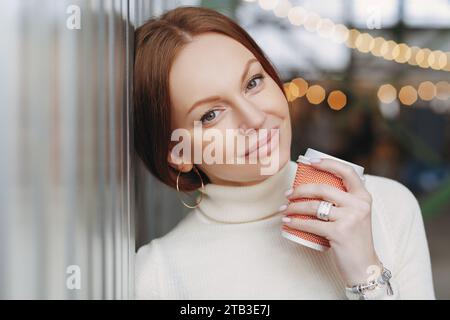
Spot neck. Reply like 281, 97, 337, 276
206, 173, 271, 187
197, 160, 297, 223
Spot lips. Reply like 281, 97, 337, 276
243, 126, 279, 158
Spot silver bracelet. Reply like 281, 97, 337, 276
345, 262, 394, 300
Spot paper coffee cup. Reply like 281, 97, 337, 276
281, 148, 365, 251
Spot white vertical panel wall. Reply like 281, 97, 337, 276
0, 0, 156, 299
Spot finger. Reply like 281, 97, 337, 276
282, 216, 332, 239
280, 200, 341, 221
287, 183, 354, 207
308, 158, 366, 195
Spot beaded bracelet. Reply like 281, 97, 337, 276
345, 263, 394, 300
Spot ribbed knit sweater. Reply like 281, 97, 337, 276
135, 161, 435, 299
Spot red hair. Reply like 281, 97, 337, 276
133, 6, 285, 191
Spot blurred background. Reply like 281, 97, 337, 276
0, 0, 449, 299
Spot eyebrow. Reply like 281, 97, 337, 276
186, 58, 259, 114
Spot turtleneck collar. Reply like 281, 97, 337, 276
197, 160, 297, 223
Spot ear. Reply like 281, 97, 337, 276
167, 147, 193, 173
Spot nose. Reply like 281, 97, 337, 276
236, 99, 266, 132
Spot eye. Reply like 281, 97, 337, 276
246, 73, 265, 91
200, 109, 222, 124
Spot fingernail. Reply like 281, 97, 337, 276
278, 204, 287, 212
282, 216, 291, 223
284, 188, 293, 197
309, 157, 322, 163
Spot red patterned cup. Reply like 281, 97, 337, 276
281, 148, 365, 251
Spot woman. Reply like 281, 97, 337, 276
133, 6, 435, 299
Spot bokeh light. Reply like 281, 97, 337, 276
273, 0, 291, 18
283, 83, 295, 102
327, 90, 347, 110
258, 0, 278, 11
436, 81, 450, 100
381, 40, 397, 60
418, 81, 437, 101
287, 6, 307, 26
392, 43, 412, 63
290, 77, 308, 98
317, 18, 335, 38
303, 12, 321, 32
306, 85, 326, 104
399, 85, 418, 106
345, 29, 360, 49
377, 84, 397, 104
355, 33, 374, 53
331, 24, 349, 43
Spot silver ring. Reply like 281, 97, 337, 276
316, 201, 333, 221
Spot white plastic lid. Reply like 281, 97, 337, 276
297, 148, 365, 178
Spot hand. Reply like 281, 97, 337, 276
279, 158, 381, 287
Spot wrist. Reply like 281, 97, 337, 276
344, 257, 382, 287
345, 261, 394, 300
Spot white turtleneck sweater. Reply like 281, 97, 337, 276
135, 161, 435, 299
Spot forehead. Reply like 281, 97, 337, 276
169, 32, 257, 110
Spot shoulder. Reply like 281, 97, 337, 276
134, 212, 201, 299
135, 238, 163, 282
136, 238, 161, 268
135, 238, 164, 299
135, 210, 199, 273
364, 174, 416, 197
363, 174, 420, 211
363, 174, 423, 242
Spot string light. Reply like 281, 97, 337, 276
371, 37, 385, 57
286, 78, 449, 111
273, 0, 291, 18
287, 6, 307, 26
398, 86, 418, 106
408, 46, 421, 66
327, 90, 347, 110
306, 85, 326, 104
267, 0, 450, 112
284, 78, 347, 110
416, 48, 432, 68
253, 1, 450, 72
346, 29, 360, 49
290, 77, 308, 98
436, 81, 450, 100
392, 43, 411, 63
376, 81, 450, 108
283, 83, 296, 102
417, 81, 436, 101
429, 50, 447, 70
304, 12, 321, 32
377, 84, 397, 104
355, 33, 375, 53
317, 18, 335, 38
381, 40, 397, 61
258, 0, 278, 11
331, 24, 349, 43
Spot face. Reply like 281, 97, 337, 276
168, 32, 291, 186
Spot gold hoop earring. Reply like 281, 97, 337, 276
176, 166, 205, 209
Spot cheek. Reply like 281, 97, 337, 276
197, 128, 236, 158
258, 82, 290, 117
